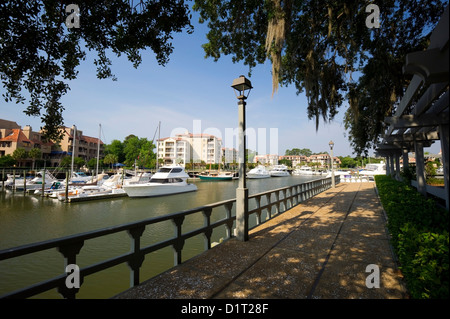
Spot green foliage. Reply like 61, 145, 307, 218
0, 1, 193, 141
339, 156, 357, 168
425, 161, 436, 176
193, 0, 446, 155
0, 155, 16, 167
375, 175, 449, 299
285, 148, 312, 157
399, 165, 416, 184
278, 158, 292, 167
60, 156, 85, 168
12, 148, 28, 160
398, 224, 449, 299
104, 135, 156, 168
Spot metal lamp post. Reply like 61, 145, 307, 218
329, 140, 335, 188
231, 75, 252, 242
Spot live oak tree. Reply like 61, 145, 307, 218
192, 0, 446, 155
0, 0, 193, 142
2, 0, 446, 155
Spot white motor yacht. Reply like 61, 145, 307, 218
269, 164, 290, 177
13, 170, 57, 191
247, 165, 270, 179
358, 162, 386, 176
123, 165, 197, 198
293, 165, 314, 175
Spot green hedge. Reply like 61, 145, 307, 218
375, 175, 449, 299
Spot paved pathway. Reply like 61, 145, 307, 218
114, 182, 407, 299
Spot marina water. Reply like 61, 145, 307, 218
0, 175, 321, 298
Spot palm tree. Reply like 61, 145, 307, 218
103, 154, 118, 170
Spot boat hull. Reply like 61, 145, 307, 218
123, 183, 198, 197
198, 175, 233, 181
247, 174, 270, 179
269, 172, 290, 177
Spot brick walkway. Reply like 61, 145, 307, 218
114, 182, 408, 299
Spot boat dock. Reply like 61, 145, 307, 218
114, 182, 407, 299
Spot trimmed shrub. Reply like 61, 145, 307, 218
375, 175, 449, 299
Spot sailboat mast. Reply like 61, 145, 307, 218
157, 121, 161, 170
96, 123, 101, 179
71, 125, 77, 178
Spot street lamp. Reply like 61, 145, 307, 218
329, 140, 335, 188
231, 75, 252, 242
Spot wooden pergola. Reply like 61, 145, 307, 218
376, 5, 449, 209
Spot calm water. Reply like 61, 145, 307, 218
0, 175, 320, 298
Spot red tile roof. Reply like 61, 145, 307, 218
0, 129, 33, 144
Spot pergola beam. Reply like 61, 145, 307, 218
384, 111, 448, 129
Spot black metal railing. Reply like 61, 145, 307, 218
0, 176, 339, 299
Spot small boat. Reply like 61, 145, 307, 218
70, 172, 94, 184
198, 171, 234, 181
269, 164, 290, 177
247, 165, 270, 179
292, 165, 314, 175
123, 165, 197, 198
13, 170, 58, 191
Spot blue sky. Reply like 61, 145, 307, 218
0, 10, 441, 158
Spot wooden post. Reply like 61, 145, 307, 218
65, 170, 69, 203
41, 169, 45, 197
23, 169, 26, 194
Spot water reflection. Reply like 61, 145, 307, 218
0, 175, 320, 298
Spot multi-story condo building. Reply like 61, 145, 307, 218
0, 119, 103, 167
52, 126, 104, 167
222, 147, 238, 164
157, 132, 223, 167
157, 136, 191, 167
0, 120, 53, 167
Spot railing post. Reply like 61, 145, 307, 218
127, 226, 145, 287
266, 194, 272, 219
57, 241, 84, 299
224, 202, 234, 239
202, 208, 212, 250
172, 216, 185, 266
254, 196, 262, 225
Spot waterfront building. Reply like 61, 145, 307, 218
278, 155, 308, 167
0, 119, 103, 167
222, 147, 238, 164
157, 136, 191, 166
277, 153, 341, 168
51, 126, 104, 167
254, 154, 279, 166
0, 120, 53, 167
157, 132, 223, 167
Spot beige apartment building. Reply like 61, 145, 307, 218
0, 119, 53, 167
157, 132, 223, 167
0, 119, 103, 167
51, 126, 104, 167
278, 153, 341, 168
